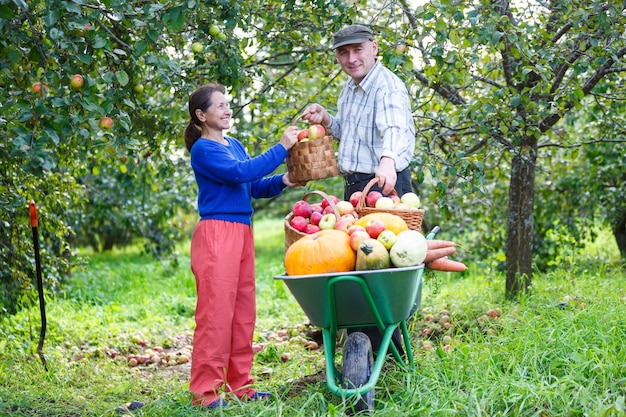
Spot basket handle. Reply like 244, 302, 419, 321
356, 177, 399, 210
292, 114, 305, 126
302, 190, 341, 220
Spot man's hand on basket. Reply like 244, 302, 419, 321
375, 157, 397, 195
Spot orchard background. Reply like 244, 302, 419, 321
2, 0, 626, 314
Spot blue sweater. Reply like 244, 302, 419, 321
190, 136, 288, 225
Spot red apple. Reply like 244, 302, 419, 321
99, 116, 113, 130
321, 195, 340, 210
308, 124, 326, 140
290, 215, 308, 232
31, 82, 48, 97
310, 203, 323, 214
366, 191, 383, 208
70, 74, 84, 90
336, 200, 355, 216
304, 224, 321, 234
350, 230, 371, 251
292, 200, 312, 218
365, 217, 386, 239
390, 195, 401, 206
349, 191, 363, 207
340, 214, 356, 225
323, 205, 335, 215
297, 129, 309, 141
347, 225, 366, 235
318, 213, 337, 230
309, 211, 323, 226
334, 218, 353, 234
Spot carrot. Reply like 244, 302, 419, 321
426, 256, 468, 272
423, 246, 457, 263
426, 239, 457, 250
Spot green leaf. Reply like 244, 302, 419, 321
133, 41, 149, 57
0, 5, 15, 20
115, 71, 129, 87
162, 7, 185, 32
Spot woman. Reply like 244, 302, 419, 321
184, 83, 301, 408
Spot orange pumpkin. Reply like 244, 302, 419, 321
284, 229, 356, 276
354, 212, 409, 235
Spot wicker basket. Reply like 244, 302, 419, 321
284, 190, 341, 252
355, 178, 425, 232
286, 135, 339, 183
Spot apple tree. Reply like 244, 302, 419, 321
0, 0, 356, 313
384, 0, 626, 297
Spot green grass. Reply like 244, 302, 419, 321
1, 217, 625, 416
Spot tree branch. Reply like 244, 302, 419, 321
411, 70, 466, 106
540, 44, 626, 133
538, 137, 626, 149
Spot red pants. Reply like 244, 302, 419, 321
189, 219, 257, 405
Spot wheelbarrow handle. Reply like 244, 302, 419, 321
426, 226, 440, 240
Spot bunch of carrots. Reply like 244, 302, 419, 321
424, 239, 467, 272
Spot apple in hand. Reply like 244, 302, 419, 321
365, 217, 386, 239
308, 124, 326, 140
292, 200, 312, 218
377, 230, 397, 250
350, 230, 371, 251
375, 196, 395, 210
349, 191, 363, 207
318, 213, 337, 230
290, 215, 308, 232
297, 129, 309, 142
336, 200, 355, 216
366, 191, 382, 208
309, 211, 323, 226
400, 192, 421, 209
70, 74, 84, 90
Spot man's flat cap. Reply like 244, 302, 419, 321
331, 24, 373, 49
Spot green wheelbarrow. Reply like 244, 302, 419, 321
274, 260, 425, 412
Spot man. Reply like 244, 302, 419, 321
302, 24, 417, 355
301, 23, 416, 201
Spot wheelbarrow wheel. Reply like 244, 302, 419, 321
342, 331, 374, 413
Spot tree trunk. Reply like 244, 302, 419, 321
612, 210, 626, 260
506, 139, 538, 298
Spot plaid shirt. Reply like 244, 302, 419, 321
327, 60, 415, 174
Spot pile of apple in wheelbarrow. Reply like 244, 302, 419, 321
284, 191, 467, 276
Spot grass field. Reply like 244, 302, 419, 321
1, 217, 625, 416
